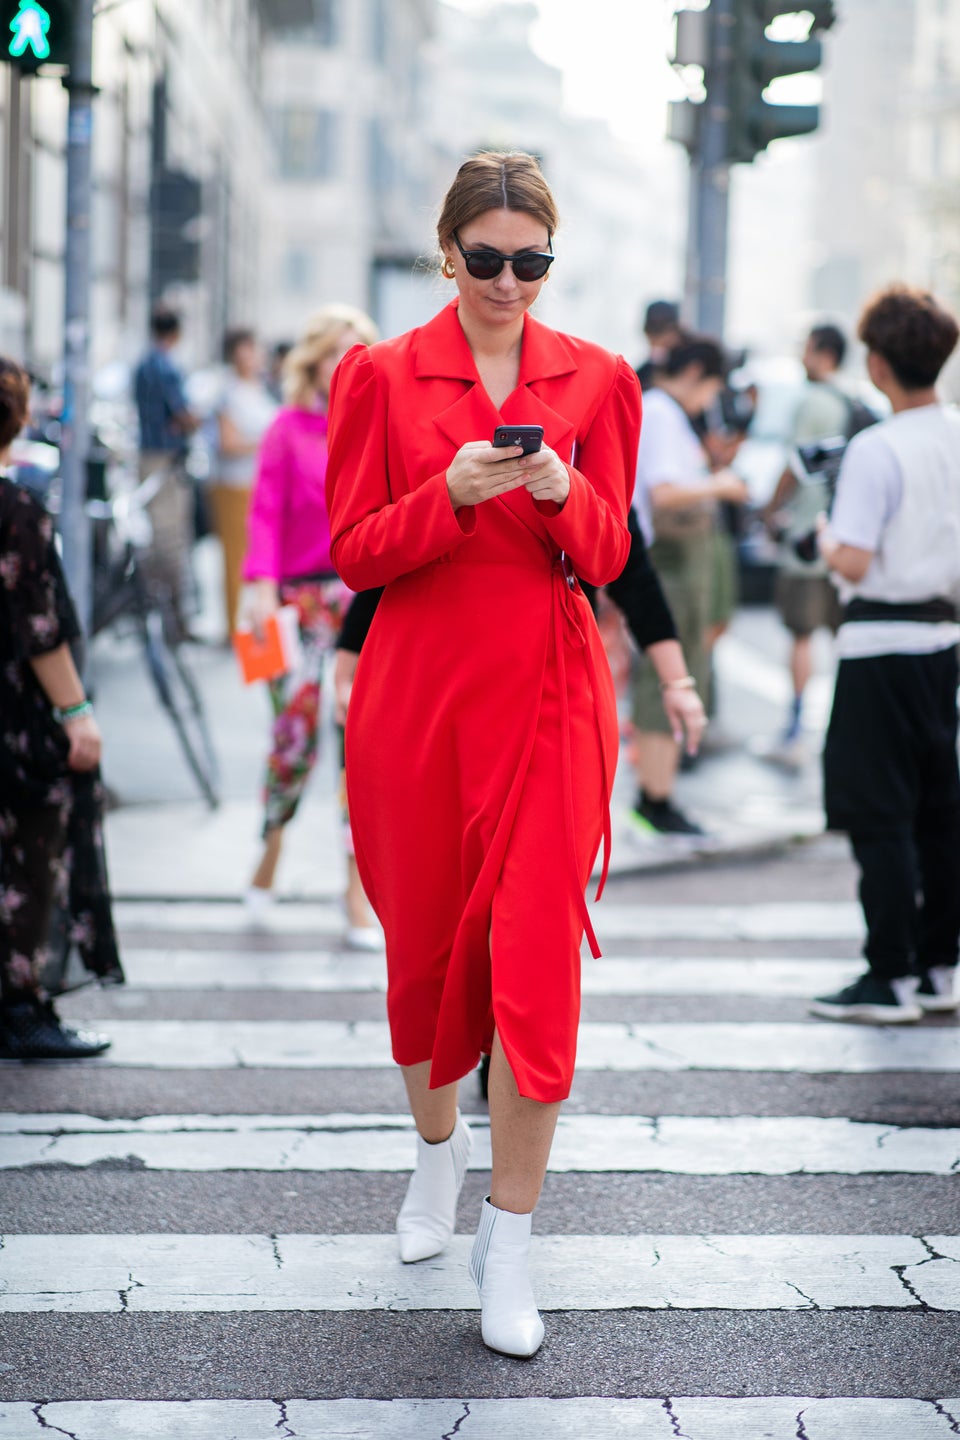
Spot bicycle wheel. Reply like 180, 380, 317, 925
142, 605, 221, 809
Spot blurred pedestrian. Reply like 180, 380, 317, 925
326, 150, 640, 1359
810, 284, 960, 1023
636, 299, 682, 392
133, 305, 201, 637
630, 335, 749, 836
761, 325, 861, 759
209, 328, 277, 638
266, 341, 293, 403
0, 357, 122, 1061
241, 305, 379, 929
699, 380, 756, 730
580, 507, 708, 757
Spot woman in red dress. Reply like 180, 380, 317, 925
326, 152, 645, 1357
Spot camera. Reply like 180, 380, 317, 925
790, 435, 848, 563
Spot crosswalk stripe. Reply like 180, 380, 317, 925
2, 1233, 956, 1313
2, 1397, 959, 1440
112, 899, 865, 940
116, 950, 862, 995
3, 1113, 958, 1175
46, 1019, 958, 1070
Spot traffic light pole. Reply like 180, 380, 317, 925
58, 0, 96, 641
688, 0, 734, 337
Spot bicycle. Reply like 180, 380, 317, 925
86, 466, 221, 809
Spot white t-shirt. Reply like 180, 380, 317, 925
215, 375, 278, 488
633, 388, 710, 545
827, 404, 960, 658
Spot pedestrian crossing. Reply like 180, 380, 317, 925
2, 1232, 955, 1312
1, 895, 958, 1438
5, 1111, 959, 1173
3, 1396, 960, 1439
21, 1016, 955, 1070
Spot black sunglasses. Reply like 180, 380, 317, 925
452, 230, 555, 283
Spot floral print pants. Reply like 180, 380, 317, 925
262, 577, 349, 835
0, 772, 123, 1002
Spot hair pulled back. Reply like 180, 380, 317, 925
437, 151, 558, 252
0, 356, 30, 451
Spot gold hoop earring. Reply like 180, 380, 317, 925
441, 258, 456, 279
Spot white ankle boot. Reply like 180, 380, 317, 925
396, 1111, 472, 1263
469, 1197, 544, 1357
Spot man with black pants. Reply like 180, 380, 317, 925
810, 284, 960, 1023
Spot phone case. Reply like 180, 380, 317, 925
493, 425, 543, 453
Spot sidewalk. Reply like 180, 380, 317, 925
95, 545, 832, 901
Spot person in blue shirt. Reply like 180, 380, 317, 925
133, 306, 200, 634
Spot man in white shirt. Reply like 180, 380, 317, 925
630, 336, 748, 837
810, 284, 960, 1024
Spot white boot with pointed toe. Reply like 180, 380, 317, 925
396, 1111, 472, 1264
469, 1197, 545, 1357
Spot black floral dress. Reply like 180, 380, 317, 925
0, 476, 123, 1002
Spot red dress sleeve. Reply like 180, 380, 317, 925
326, 346, 476, 590
533, 355, 640, 586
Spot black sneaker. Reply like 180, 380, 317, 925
629, 795, 705, 837
916, 966, 959, 1013
0, 1000, 111, 1060
809, 972, 922, 1024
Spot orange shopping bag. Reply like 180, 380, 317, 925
233, 605, 303, 684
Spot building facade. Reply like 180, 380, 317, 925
258, 0, 440, 346
0, 0, 272, 378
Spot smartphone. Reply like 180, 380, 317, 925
492, 424, 543, 455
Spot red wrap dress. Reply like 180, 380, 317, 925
326, 300, 641, 1103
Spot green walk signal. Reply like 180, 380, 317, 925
4, 0, 72, 73
728, 1, 831, 164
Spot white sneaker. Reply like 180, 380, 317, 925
917, 966, 959, 1013
344, 924, 385, 952
243, 886, 274, 926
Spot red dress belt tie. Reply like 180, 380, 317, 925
552, 553, 611, 960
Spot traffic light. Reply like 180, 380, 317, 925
151, 168, 203, 289
3, 0, 73, 74
727, 1, 835, 164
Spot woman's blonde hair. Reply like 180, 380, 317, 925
283, 304, 379, 407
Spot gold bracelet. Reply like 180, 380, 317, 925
660, 676, 697, 691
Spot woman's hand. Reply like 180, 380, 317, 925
445, 442, 532, 511
333, 649, 359, 728
521, 444, 570, 507
63, 711, 102, 772
241, 578, 280, 638
660, 683, 707, 756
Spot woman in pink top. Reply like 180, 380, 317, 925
242, 305, 379, 928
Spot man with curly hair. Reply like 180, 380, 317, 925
810, 285, 960, 1023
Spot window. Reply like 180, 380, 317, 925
270, 108, 337, 180
282, 247, 314, 293
261, 0, 337, 45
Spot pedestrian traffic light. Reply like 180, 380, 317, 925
3, 0, 72, 73
727, 1, 835, 164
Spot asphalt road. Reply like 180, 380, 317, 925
2, 839, 959, 1439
